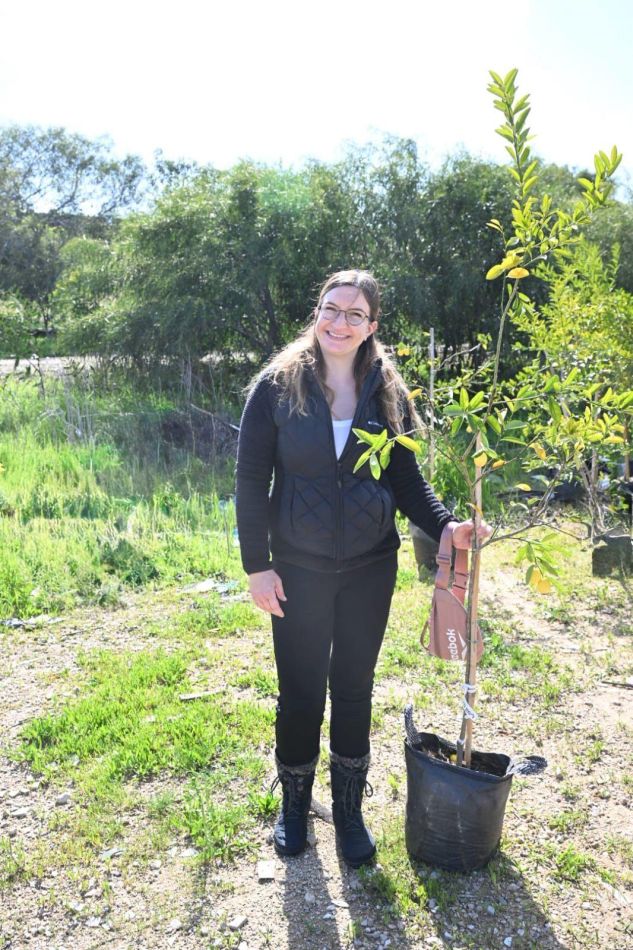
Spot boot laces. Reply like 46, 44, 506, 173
271, 773, 308, 816
341, 773, 373, 817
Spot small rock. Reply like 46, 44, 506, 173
84, 887, 101, 898
55, 793, 71, 806
429, 870, 439, 879
581, 901, 591, 910
181, 847, 198, 858
68, 901, 84, 914
257, 860, 275, 881
11, 808, 30, 818
85, 917, 102, 928
229, 915, 247, 931
428, 899, 437, 910
304, 891, 316, 904
306, 830, 317, 846
238, 943, 249, 950
487, 905, 495, 915
149, 860, 162, 870
322, 912, 333, 920
99, 848, 123, 860
504, 939, 512, 948
332, 898, 349, 908
167, 918, 182, 933
517, 929, 525, 936
7, 829, 17, 839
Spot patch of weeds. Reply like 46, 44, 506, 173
606, 835, 633, 869
387, 773, 401, 799
560, 782, 582, 802
232, 667, 278, 697
358, 820, 451, 916
581, 738, 605, 765
147, 790, 178, 820
378, 639, 421, 676
548, 810, 588, 833
248, 788, 278, 820
0, 836, 27, 887
179, 780, 252, 862
151, 594, 261, 642
541, 601, 574, 625
547, 843, 596, 882
395, 566, 419, 591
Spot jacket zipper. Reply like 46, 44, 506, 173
324, 364, 381, 569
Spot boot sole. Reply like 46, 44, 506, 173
341, 844, 376, 868
273, 837, 307, 857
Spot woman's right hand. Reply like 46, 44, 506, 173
248, 569, 287, 618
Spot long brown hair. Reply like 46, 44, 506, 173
250, 269, 421, 434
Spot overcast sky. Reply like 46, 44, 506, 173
1, 0, 631, 188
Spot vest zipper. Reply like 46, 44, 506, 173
323, 364, 381, 570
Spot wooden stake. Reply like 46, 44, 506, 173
428, 327, 436, 481
457, 434, 484, 768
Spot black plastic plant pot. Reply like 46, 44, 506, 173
404, 731, 513, 873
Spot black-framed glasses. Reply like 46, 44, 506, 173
318, 303, 370, 327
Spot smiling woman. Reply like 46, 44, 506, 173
235, 268, 482, 868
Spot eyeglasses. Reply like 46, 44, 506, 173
318, 303, 370, 327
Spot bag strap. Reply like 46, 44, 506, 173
434, 522, 469, 605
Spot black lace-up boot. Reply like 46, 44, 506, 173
271, 754, 318, 856
330, 751, 376, 868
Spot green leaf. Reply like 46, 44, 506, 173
486, 263, 506, 280
375, 428, 388, 450
353, 447, 373, 474
547, 396, 562, 424
459, 388, 469, 409
515, 483, 532, 492
450, 417, 464, 437
487, 415, 502, 435
469, 391, 485, 410
353, 428, 378, 447
369, 454, 381, 480
379, 441, 393, 470
395, 434, 421, 454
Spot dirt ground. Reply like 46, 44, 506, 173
1, 554, 632, 950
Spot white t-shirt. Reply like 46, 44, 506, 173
332, 418, 353, 459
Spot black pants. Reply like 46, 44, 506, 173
271, 553, 398, 766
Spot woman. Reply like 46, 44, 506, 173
236, 269, 487, 868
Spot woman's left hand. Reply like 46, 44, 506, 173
450, 519, 492, 550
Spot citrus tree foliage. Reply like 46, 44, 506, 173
353, 69, 631, 580
350, 67, 631, 765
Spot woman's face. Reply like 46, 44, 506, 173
314, 286, 377, 360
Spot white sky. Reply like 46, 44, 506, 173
1, 0, 632, 187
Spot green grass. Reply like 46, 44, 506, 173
0, 377, 242, 619
546, 843, 596, 882
149, 595, 261, 643
10, 646, 277, 874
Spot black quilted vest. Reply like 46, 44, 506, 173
268, 363, 401, 572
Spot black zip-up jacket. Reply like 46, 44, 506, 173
236, 362, 454, 575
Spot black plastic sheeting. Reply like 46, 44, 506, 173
404, 704, 546, 872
